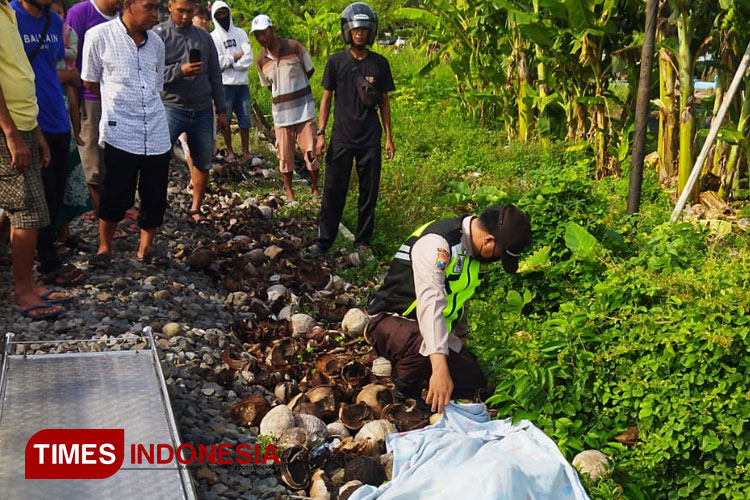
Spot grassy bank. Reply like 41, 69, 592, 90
236, 46, 750, 499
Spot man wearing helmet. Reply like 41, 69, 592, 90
310, 2, 395, 257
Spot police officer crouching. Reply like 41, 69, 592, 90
365, 204, 532, 413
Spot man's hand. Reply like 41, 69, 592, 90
36, 128, 50, 168
6, 129, 32, 172
315, 134, 327, 157
58, 69, 81, 87
216, 113, 229, 134
233, 52, 243, 62
385, 136, 395, 161
425, 354, 453, 413
180, 62, 203, 76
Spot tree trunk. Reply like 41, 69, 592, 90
517, 46, 531, 142
657, 1, 677, 183
627, 0, 659, 214
676, 9, 696, 198
719, 79, 750, 200
534, 0, 550, 143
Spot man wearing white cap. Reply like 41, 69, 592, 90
251, 14, 319, 202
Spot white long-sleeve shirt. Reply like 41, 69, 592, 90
411, 216, 475, 356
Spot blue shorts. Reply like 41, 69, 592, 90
223, 85, 252, 129
165, 106, 214, 171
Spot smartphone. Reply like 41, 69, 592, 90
189, 48, 202, 63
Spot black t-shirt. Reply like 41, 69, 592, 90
321, 50, 396, 148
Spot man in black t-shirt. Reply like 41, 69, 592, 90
310, 2, 395, 256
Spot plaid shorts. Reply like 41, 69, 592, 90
0, 129, 50, 229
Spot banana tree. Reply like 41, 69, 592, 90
666, 0, 721, 196
558, 0, 621, 176
718, 80, 750, 199
655, 0, 678, 183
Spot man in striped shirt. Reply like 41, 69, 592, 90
251, 14, 319, 202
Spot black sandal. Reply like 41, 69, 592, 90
64, 234, 93, 253
89, 253, 112, 269
188, 210, 211, 226
41, 263, 86, 286
137, 249, 169, 266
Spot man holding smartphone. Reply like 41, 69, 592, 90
154, 0, 227, 225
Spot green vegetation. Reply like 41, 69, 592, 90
224, 3, 750, 496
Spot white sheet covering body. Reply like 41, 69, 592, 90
350, 403, 590, 500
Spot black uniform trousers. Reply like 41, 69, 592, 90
315, 142, 381, 250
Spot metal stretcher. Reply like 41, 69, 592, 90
0, 328, 197, 500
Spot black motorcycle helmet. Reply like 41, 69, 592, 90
341, 2, 378, 45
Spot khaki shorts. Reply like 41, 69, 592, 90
275, 119, 319, 174
0, 129, 51, 229
78, 98, 104, 185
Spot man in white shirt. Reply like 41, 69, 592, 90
210, 1, 254, 164
82, 0, 171, 267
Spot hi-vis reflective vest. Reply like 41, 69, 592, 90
367, 217, 486, 332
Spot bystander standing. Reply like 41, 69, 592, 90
251, 14, 319, 202
1, 0, 67, 319
310, 2, 395, 257
12, 0, 86, 287
154, 0, 228, 226
64, 0, 121, 211
82, 0, 172, 267
210, 1, 255, 164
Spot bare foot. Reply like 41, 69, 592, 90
34, 286, 71, 303
14, 290, 64, 318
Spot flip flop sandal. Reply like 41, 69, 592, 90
40, 289, 74, 305
117, 220, 141, 235
64, 234, 93, 253
80, 210, 98, 221
137, 249, 169, 266
89, 252, 112, 269
124, 207, 140, 221
188, 210, 211, 226
41, 264, 86, 287
14, 301, 65, 320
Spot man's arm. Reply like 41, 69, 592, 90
83, 81, 100, 97
380, 92, 394, 161
80, 30, 102, 97
57, 69, 80, 86
300, 45, 315, 79
315, 89, 332, 156
232, 37, 254, 71
411, 234, 455, 413
0, 87, 32, 171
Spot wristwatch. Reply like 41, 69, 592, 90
316, 129, 325, 136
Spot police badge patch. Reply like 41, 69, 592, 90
435, 248, 449, 270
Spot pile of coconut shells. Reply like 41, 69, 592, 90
176, 188, 437, 499
225, 313, 435, 499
